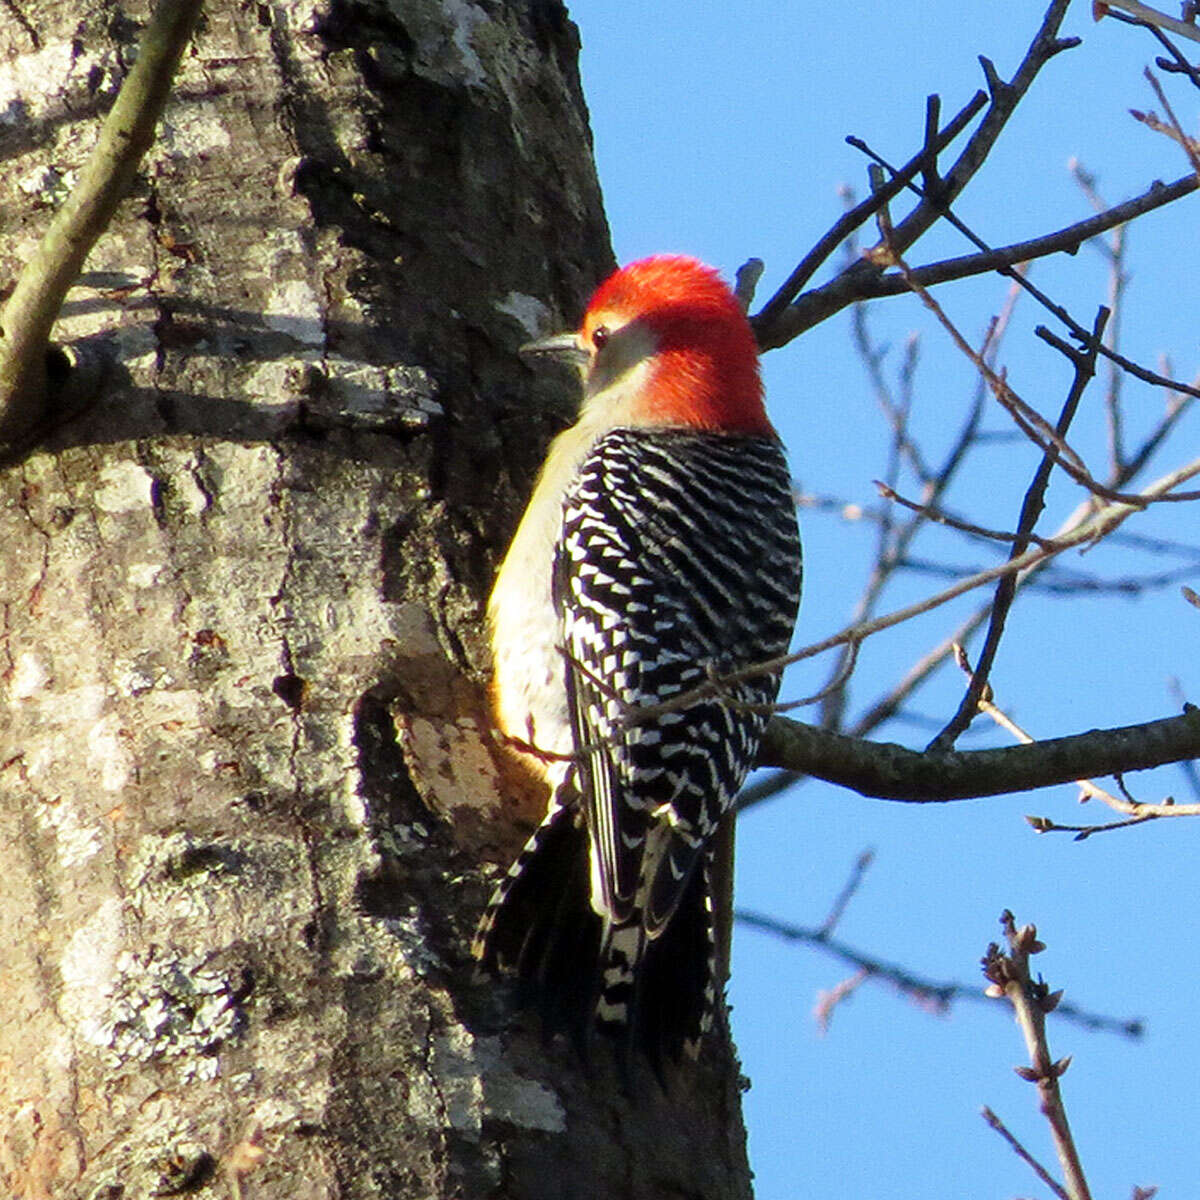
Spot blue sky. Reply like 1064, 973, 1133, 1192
576, 3, 1200, 1196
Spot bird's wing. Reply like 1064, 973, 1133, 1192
556, 429, 802, 934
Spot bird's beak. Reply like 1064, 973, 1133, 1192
520, 330, 590, 370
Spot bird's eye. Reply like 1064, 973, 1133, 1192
592, 325, 610, 349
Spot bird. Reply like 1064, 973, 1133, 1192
474, 255, 802, 1066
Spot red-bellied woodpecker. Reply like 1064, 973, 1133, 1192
475, 255, 802, 1063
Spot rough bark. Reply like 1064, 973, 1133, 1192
0, 2, 752, 1197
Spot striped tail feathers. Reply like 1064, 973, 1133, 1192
475, 807, 720, 1066
642, 820, 708, 938
619, 846, 720, 1064
474, 799, 604, 1045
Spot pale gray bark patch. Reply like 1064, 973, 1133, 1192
0, 1, 751, 1197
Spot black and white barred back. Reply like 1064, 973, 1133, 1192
477, 427, 802, 1064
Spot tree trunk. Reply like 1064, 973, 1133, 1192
0, 2, 753, 1196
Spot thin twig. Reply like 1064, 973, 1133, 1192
1096, 0, 1200, 46
873, 482, 1061, 549
903, 556, 1200, 597
757, 0, 1081, 347
933, 303, 1109, 750
755, 91, 988, 325
840, 138, 1200, 402
850, 453, 1197, 724
844, 197, 932, 485
954, 644, 1160, 816
874, 234, 1200, 512
1130, 107, 1200, 156
981, 1106, 1072, 1200
819, 249, 1015, 732
1069, 161, 1129, 475
818, 849, 875, 936
679, 443, 1200, 734
1123, 9, 1200, 89
1027, 812, 1159, 839
774, 453, 1200, 676
775, 640, 861, 713
737, 907, 1142, 1038
734, 258, 765, 313
1144, 67, 1200, 176
813, 970, 870, 1033
1121, 372, 1194, 482
953, 647, 1200, 829
740, 453, 1200, 808
756, 174, 1199, 353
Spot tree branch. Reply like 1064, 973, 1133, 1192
983, 913, 1094, 1200
756, 706, 1200, 801
840, 145, 1200, 401
756, 0, 1079, 349
932, 306, 1109, 750
0, 0, 202, 450
982, 1106, 1073, 1200
1097, 0, 1200, 45
761, 173, 1197, 344
754, 89, 988, 327
737, 905, 1143, 1039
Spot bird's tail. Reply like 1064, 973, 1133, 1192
474, 806, 720, 1064
474, 801, 599, 1038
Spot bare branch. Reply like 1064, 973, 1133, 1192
754, 90, 988, 326
982, 1106, 1072, 1200
903, 557, 1200, 597
1121, 369, 1194, 481
756, 706, 1200, 802
846, 602, 993, 740
1144, 67, 1200, 177
953, 644, 1200, 829
1070, 161, 1131, 474
960, 648, 1200, 835
737, 906, 1142, 1038
827, 142, 1200, 401
0, 0, 203, 449
736, 4, 1200, 833
801, 174, 1194, 319
793, 451, 1199, 664
933, 305, 1108, 750
874, 482, 1059, 549
733, 258, 764, 312
741, 444, 1200, 809
756, 0, 1081, 348
1131, 9, 1200, 89
775, 640, 861, 713
1027, 812, 1159, 839
1096, 0, 1200, 45
982, 913, 1094, 1200
818, 266, 1019, 733
874, 235, 1200, 511
818, 848, 875, 937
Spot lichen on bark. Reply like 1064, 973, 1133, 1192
0, 2, 752, 1198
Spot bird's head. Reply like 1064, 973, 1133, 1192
522, 255, 772, 436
